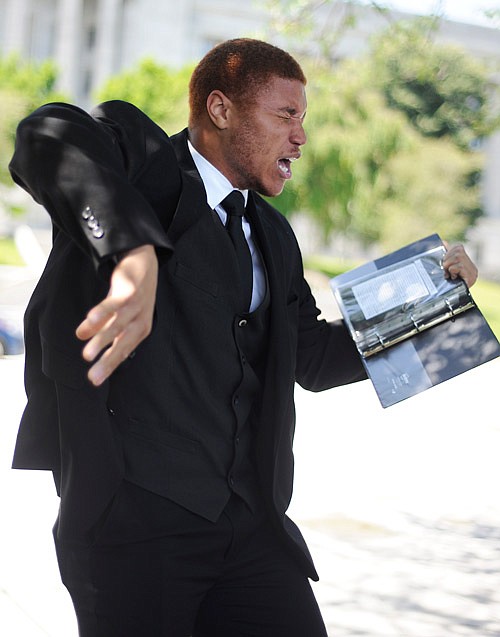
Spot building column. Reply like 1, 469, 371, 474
2, 0, 30, 55
92, 0, 122, 92
55, 0, 84, 99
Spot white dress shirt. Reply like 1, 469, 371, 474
188, 140, 265, 312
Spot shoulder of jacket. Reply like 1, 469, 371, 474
91, 100, 147, 120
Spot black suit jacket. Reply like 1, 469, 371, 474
10, 100, 366, 579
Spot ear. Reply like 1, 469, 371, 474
206, 90, 233, 130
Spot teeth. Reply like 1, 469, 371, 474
278, 159, 292, 178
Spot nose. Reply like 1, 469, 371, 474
291, 120, 307, 146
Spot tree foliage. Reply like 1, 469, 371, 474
96, 58, 192, 134
0, 55, 65, 187
261, 2, 499, 249
370, 19, 500, 149
274, 65, 409, 242
273, 58, 482, 251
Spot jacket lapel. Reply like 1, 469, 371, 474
166, 130, 212, 245
166, 130, 240, 296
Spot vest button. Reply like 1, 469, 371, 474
238, 319, 247, 327
229, 474, 235, 486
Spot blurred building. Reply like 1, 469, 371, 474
0, 0, 499, 276
0, 0, 264, 103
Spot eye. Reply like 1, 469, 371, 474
277, 111, 306, 125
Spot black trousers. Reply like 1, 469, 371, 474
55, 482, 328, 637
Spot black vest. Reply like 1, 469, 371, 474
107, 208, 270, 522
225, 279, 270, 511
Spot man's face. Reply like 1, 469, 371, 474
224, 76, 307, 197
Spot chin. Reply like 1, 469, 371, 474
259, 182, 286, 198
270, 184, 286, 197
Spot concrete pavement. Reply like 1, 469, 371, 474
291, 367, 500, 636
2, 353, 500, 636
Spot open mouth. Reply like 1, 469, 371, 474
277, 157, 297, 179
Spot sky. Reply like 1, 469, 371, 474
379, 0, 499, 26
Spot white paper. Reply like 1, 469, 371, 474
353, 260, 438, 320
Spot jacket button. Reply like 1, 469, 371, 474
233, 395, 240, 406
238, 319, 247, 328
229, 474, 235, 486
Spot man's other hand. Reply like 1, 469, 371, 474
442, 242, 478, 289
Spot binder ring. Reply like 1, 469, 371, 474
410, 314, 423, 332
444, 298, 456, 316
375, 331, 387, 348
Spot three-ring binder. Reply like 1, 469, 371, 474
332, 243, 477, 359
329, 234, 500, 407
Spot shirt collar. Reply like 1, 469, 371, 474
187, 139, 248, 209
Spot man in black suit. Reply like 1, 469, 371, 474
10, 38, 477, 636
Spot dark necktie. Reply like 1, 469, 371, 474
222, 191, 253, 312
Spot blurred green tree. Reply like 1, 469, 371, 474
370, 19, 500, 150
0, 55, 65, 189
261, 2, 499, 249
96, 58, 192, 134
367, 19, 498, 243
272, 59, 481, 250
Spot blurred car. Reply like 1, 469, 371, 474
0, 308, 24, 356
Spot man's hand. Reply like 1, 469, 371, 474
76, 244, 158, 386
442, 243, 478, 289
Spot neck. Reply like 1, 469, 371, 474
189, 125, 236, 187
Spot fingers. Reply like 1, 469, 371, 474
77, 298, 142, 362
76, 245, 158, 386
84, 311, 150, 386
76, 298, 122, 349
77, 277, 145, 360
442, 243, 478, 289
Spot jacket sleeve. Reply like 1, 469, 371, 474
9, 100, 181, 270
294, 274, 368, 391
